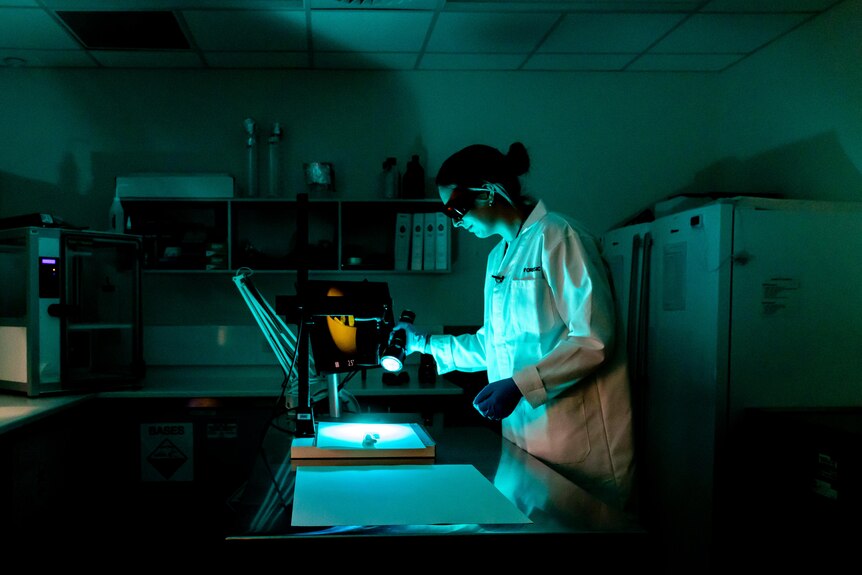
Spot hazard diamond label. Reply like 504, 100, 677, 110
140, 423, 193, 482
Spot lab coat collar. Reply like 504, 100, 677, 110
518, 199, 548, 238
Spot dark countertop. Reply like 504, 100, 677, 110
0, 364, 462, 434
0, 392, 95, 435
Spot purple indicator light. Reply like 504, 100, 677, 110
41, 257, 57, 265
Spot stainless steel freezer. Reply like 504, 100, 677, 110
602, 197, 862, 568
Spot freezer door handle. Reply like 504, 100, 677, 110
636, 232, 653, 383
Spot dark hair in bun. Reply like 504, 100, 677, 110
505, 142, 530, 178
436, 142, 531, 202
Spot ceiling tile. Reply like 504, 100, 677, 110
203, 51, 309, 69
0, 7, 81, 49
651, 13, 811, 53
426, 11, 559, 53
182, 10, 307, 51
444, 1, 703, 13
309, 0, 439, 8
419, 52, 526, 70
524, 53, 634, 70
628, 53, 744, 71
0, 48, 95, 67
90, 50, 204, 68
539, 13, 687, 53
311, 10, 433, 52
312, 51, 419, 70
0, 0, 843, 73
57, 10, 189, 50
701, 0, 839, 12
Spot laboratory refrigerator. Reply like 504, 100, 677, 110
602, 197, 862, 567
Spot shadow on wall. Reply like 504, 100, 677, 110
0, 172, 57, 212
0, 150, 114, 230
673, 131, 862, 202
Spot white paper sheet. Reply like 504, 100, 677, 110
292, 464, 532, 526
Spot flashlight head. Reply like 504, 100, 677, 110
380, 329, 407, 372
380, 309, 415, 372
380, 348, 405, 372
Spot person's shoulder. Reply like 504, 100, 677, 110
540, 210, 591, 237
535, 213, 603, 258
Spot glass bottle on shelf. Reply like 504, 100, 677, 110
402, 154, 425, 199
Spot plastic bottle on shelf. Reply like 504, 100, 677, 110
380, 157, 399, 199
402, 154, 425, 199
267, 122, 283, 197
108, 193, 124, 233
244, 117, 258, 197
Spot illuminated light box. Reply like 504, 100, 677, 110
290, 422, 435, 461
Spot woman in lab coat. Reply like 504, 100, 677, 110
400, 142, 635, 510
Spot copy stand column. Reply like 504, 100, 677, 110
327, 373, 341, 418
294, 192, 315, 438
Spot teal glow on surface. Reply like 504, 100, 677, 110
316, 422, 423, 449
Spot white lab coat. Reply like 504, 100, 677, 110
428, 200, 635, 508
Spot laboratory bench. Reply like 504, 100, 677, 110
0, 367, 653, 566
220, 415, 652, 567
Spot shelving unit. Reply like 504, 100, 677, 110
122, 197, 450, 274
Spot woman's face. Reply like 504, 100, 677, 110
438, 184, 498, 239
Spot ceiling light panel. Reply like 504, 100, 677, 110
539, 13, 687, 53
426, 12, 559, 53
57, 11, 190, 50
183, 10, 307, 51
40, 1, 302, 7
311, 10, 433, 52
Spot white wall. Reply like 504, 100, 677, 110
1, 0, 859, 362
709, 0, 862, 201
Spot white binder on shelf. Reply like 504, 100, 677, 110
394, 212, 411, 271
423, 212, 436, 271
410, 213, 424, 271
434, 211, 450, 271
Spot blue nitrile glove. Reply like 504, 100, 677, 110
473, 378, 522, 421
391, 321, 430, 355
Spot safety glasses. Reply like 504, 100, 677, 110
441, 186, 487, 223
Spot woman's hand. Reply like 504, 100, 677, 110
473, 378, 522, 420
391, 321, 430, 355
